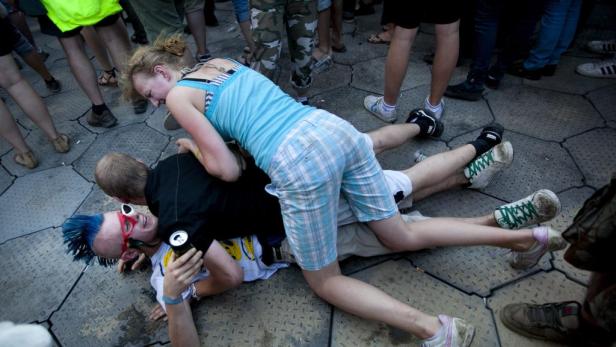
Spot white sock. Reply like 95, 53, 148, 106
424, 96, 443, 119
380, 99, 396, 114
296, 96, 308, 104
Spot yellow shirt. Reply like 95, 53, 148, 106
40, 0, 122, 32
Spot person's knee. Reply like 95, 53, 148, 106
435, 21, 460, 38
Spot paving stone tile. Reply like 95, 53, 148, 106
145, 106, 185, 137
407, 190, 552, 296
351, 55, 433, 95
158, 130, 192, 162
79, 88, 149, 134
331, 259, 498, 346
0, 166, 13, 194
279, 63, 352, 98
564, 127, 616, 189
0, 167, 92, 242
191, 267, 330, 346
486, 85, 604, 142
29, 61, 83, 98
587, 84, 616, 122
0, 227, 83, 323
51, 264, 166, 347
0, 122, 28, 157
1, 121, 96, 177
329, 33, 389, 66
522, 56, 616, 95
488, 271, 587, 347
73, 124, 169, 181
451, 131, 583, 202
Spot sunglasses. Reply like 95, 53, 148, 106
117, 204, 138, 253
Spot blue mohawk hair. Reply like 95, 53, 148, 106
62, 214, 117, 267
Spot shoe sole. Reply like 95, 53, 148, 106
444, 89, 483, 101
532, 189, 562, 222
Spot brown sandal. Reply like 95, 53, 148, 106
97, 67, 118, 86
51, 133, 71, 153
14, 151, 38, 169
367, 32, 391, 45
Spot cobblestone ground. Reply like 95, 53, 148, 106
1, 2, 615, 346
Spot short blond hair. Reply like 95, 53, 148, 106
120, 34, 187, 103
95, 153, 148, 200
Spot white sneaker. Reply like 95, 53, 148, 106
495, 189, 561, 229
364, 95, 397, 123
421, 315, 475, 347
464, 141, 513, 189
424, 96, 445, 120
586, 39, 616, 54
576, 59, 616, 79
510, 226, 567, 270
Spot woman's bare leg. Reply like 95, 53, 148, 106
81, 26, 114, 71
367, 123, 420, 154
405, 144, 475, 192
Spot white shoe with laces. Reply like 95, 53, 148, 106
495, 189, 561, 229
364, 95, 397, 123
464, 141, 513, 189
576, 59, 616, 79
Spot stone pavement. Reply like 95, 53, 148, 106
1, 3, 616, 347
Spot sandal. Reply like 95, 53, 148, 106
367, 32, 391, 45
97, 67, 118, 87
312, 54, 333, 74
51, 133, 71, 153
14, 151, 38, 169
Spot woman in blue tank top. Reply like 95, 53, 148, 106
121, 35, 474, 346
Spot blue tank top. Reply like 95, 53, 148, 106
175, 61, 315, 171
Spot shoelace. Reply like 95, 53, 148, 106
496, 200, 539, 229
466, 150, 495, 178
527, 303, 566, 331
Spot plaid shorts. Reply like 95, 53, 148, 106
266, 110, 398, 270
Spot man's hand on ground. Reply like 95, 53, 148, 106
149, 303, 168, 321
117, 253, 147, 273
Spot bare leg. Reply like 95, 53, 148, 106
186, 9, 208, 56
429, 21, 460, 105
95, 18, 132, 73
81, 26, 114, 71
314, 8, 331, 59
0, 98, 30, 154
405, 144, 475, 192
330, 0, 344, 49
238, 21, 256, 56
20, 50, 54, 81
384, 26, 418, 105
411, 173, 467, 202
366, 123, 420, 154
303, 261, 441, 339
0, 55, 59, 141
58, 36, 105, 105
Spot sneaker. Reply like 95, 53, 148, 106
133, 99, 148, 114
364, 95, 396, 123
465, 141, 513, 189
44, 78, 61, 93
342, 11, 355, 23
576, 59, 616, 79
87, 108, 117, 128
485, 66, 504, 89
500, 301, 580, 343
495, 189, 561, 229
13, 151, 38, 169
51, 133, 71, 153
445, 80, 484, 101
586, 39, 616, 55
423, 97, 445, 120
510, 226, 567, 269
507, 62, 542, 80
421, 315, 475, 347
312, 54, 333, 74
163, 111, 181, 130
541, 64, 558, 77
406, 108, 444, 138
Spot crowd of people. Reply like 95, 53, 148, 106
0, 0, 614, 346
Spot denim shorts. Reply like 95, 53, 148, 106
232, 0, 250, 23
266, 110, 398, 271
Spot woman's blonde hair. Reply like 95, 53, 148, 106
120, 34, 187, 103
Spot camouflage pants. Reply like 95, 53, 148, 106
250, 0, 317, 92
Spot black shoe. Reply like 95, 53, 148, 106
445, 80, 484, 101
507, 63, 542, 80
205, 14, 219, 27
343, 11, 355, 23
355, 3, 375, 16
133, 99, 148, 114
87, 109, 118, 128
541, 64, 557, 76
45, 78, 62, 93
485, 66, 504, 89
406, 109, 444, 138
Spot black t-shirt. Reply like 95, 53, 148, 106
145, 153, 285, 252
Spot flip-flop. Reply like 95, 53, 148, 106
367, 33, 391, 45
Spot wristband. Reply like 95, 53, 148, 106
162, 294, 184, 305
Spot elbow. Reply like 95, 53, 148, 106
215, 266, 243, 290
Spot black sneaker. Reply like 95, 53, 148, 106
45, 78, 62, 93
541, 64, 557, 76
87, 108, 118, 128
406, 108, 444, 138
133, 99, 148, 114
500, 301, 580, 343
507, 63, 542, 80
343, 11, 355, 23
445, 80, 484, 101
485, 66, 504, 89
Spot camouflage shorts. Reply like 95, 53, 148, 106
250, 0, 317, 91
